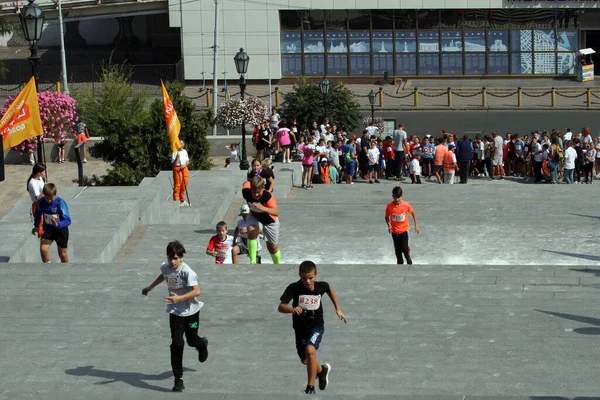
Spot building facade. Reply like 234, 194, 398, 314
174, 0, 600, 81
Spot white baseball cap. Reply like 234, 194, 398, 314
321, 157, 328, 162
239, 204, 250, 215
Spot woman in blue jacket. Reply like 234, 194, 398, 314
33, 183, 71, 263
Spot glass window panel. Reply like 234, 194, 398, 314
488, 53, 509, 74
303, 32, 325, 53
373, 54, 394, 75
326, 32, 348, 53
418, 31, 439, 52
441, 31, 462, 52
350, 54, 371, 75
511, 30, 532, 52
348, 10, 370, 30
372, 10, 393, 29
440, 10, 463, 29
417, 10, 439, 29
396, 54, 417, 75
281, 32, 301, 54
463, 10, 487, 29
557, 52, 576, 74
372, 31, 393, 53
395, 31, 416, 53
304, 54, 325, 76
349, 31, 371, 53
327, 54, 348, 76
280, 11, 302, 30
442, 54, 462, 74
534, 30, 555, 51
533, 9, 555, 29
302, 10, 325, 31
534, 53, 556, 74
488, 10, 509, 28
464, 53, 485, 74
487, 30, 509, 52
510, 9, 533, 29
557, 30, 578, 51
281, 55, 302, 76
419, 54, 440, 74
557, 10, 578, 29
326, 10, 348, 31
511, 53, 533, 74
463, 31, 486, 52
394, 10, 416, 30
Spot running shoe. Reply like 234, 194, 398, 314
318, 363, 331, 391
198, 337, 209, 363
304, 385, 315, 394
172, 378, 185, 392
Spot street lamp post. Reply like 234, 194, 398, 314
368, 90, 376, 122
19, 0, 45, 167
234, 47, 250, 171
319, 77, 330, 120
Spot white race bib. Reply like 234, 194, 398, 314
392, 213, 405, 223
43, 214, 59, 225
299, 294, 321, 311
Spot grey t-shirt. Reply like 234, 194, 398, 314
393, 129, 407, 151
160, 261, 204, 317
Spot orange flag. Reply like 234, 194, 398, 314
161, 81, 181, 155
1, 77, 43, 151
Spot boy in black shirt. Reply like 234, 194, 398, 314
278, 261, 347, 394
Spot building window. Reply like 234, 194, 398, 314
349, 31, 371, 53
304, 54, 325, 76
303, 32, 325, 53
442, 30, 462, 52
327, 54, 348, 75
372, 10, 393, 30
302, 10, 325, 31
487, 30, 509, 52
488, 53, 509, 74
511, 53, 533, 74
280, 10, 302, 30
534, 30, 556, 52
326, 10, 348, 31
282, 55, 302, 76
557, 30, 578, 51
396, 54, 417, 75
373, 54, 393, 75
442, 54, 462, 74
464, 54, 485, 74
511, 30, 532, 52
350, 54, 370, 75
281, 32, 301, 54
418, 31, 439, 52
326, 32, 348, 53
348, 10, 370, 30
419, 53, 440, 75
534, 53, 556, 74
418, 10, 440, 29
557, 52, 576, 74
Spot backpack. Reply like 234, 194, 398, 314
344, 148, 353, 163
555, 145, 564, 161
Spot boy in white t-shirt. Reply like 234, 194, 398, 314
409, 153, 422, 184
206, 221, 234, 264
232, 205, 263, 264
367, 140, 381, 184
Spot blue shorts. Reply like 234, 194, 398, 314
345, 161, 356, 177
295, 326, 324, 361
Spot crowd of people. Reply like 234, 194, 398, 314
248, 110, 600, 185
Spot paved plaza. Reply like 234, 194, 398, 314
1, 159, 600, 398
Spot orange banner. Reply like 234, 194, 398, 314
1, 77, 43, 151
161, 81, 181, 155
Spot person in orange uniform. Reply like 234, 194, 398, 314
433, 137, 447, 184
443, 144, 459, 184
172, 140, 189, 206
384, 186, 420, 265
242, 176, 281, 264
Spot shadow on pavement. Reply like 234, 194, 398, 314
535, 309, 600, 336
65, 365, 196, 392
542, 250, 600, 263
566, 213, 600, 221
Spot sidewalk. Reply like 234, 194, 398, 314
0, 160, 112, 219
185, 77, 600, 110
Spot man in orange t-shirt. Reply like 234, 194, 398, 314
384, 186, 420, 265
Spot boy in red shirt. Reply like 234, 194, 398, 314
206, 221, 234, 264
384, 186, 420, 264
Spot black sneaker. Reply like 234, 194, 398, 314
374, 179, 381, 183
172, 378, 185, 392
304, 385, 315, 394
318, 363, 331, 391
405, 256, 413, 265
198, 337, 209, 363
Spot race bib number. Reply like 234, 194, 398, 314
43, 214, 59, 225
392, 213, 405, 223
299, 294, 321, 311
217, 249, 228, 258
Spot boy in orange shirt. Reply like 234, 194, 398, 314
384, 186, 420, 264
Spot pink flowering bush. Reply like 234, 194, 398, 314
1, 91, 78, 154
216, 96, 268, 130
363, 116, 384, 135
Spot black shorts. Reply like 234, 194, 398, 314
421, 158, 433, 166
57, 143, 65, 149
42, 227, 69, 248
435, 165, 443, 174
295, 326, 324, 361
281, 144, 290, 149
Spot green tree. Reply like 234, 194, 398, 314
280, 77, 361, 132
74, 64, 211, 185
0, 15, 14, 79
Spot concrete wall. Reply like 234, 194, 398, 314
173, 0, 599, 81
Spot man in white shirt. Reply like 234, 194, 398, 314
392, 122, 407, 180
366, 122, 379, 138
563, 140, 577, 184
563, 128, 572, 142
491, 131, 504, 179
172, 140, 190, 206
